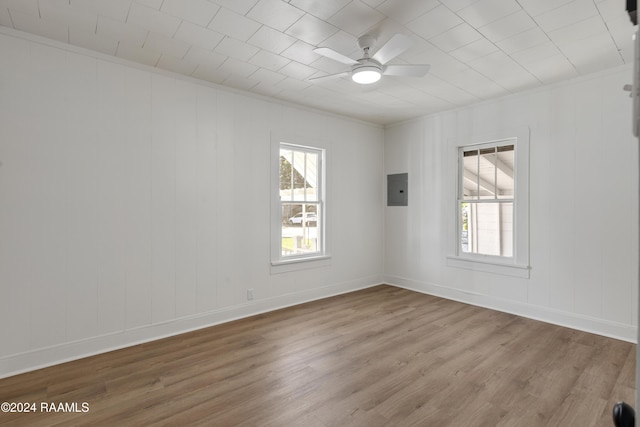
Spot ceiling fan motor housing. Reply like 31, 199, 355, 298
357, 35, 376, 51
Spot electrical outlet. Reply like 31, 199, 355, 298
247, 289, 254, 300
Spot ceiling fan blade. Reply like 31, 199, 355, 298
313, 47, 359, 65
372, 33, 413, 65
309, 71, 351, 82
383, 64, 430, 77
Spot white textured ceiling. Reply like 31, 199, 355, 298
0, 0, 635, 125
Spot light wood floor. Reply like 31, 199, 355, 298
0, 285, 635, 426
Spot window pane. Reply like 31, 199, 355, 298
460, 201, 513, 257
291, 151, 306, 196
478, 147, 496, 199
304, 151, 319, 202
280, 150, 320, 202
462, 150, 479, 199
281, 203, 320, 257
279, 149, 294, 200
496, 145, 514, 199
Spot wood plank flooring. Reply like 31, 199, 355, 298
0, 285, 635, 426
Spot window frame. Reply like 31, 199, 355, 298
458, 140, 515, 258
270, 133, 330, 273
447, 126, 530, 278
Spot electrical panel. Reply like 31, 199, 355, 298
387, 173, 408, 206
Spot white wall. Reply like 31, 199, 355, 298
2, 27, 637, 379
384, 66, 639, 341
0, 31, 384, 378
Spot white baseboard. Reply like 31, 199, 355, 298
2, 275, 634, 379
385, 275, 637, 343
0, 277, 382, 379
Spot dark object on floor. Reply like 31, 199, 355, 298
613, 401, 635, 427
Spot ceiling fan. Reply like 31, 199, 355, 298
310, 33, 430, 85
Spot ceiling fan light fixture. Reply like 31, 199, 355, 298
352, 65, 381, 84
310, 33, 429, 85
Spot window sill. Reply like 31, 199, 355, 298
446, 256, 530, 278
270, 255, 331, 274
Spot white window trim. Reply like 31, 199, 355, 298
447, 126, 530, 278
270, 132, 331, 274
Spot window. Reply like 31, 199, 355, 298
273, 141, 326, 264
448, 127, 530, 278
459, 142, 515, 258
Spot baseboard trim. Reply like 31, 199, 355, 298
0, 277, 382, 379
2, 275, 634, 379
385, 275, 637, 343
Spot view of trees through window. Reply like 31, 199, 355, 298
279, 144, 323, 258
